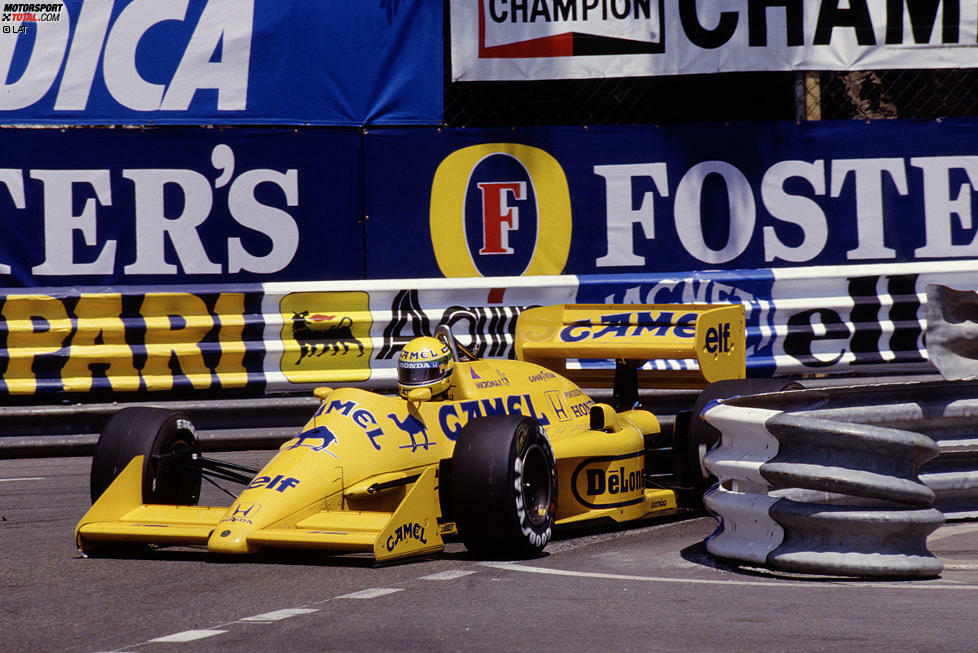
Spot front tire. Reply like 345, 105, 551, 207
451, 415, 557, 558
90, 407, 202, 505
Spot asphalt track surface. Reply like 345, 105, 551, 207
4, 451, 978, 652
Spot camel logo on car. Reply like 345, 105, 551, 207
388, 413, 435, 452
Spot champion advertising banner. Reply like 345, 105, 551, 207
0, 0, 442, 124
451, 0, 978, 80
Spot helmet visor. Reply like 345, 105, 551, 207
397, 359, 446, 387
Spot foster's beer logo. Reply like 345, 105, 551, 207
430, 143, 572, 277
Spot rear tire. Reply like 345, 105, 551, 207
679, 379, 803, 500
451, 415, 557, 559
90, 407, 201, 505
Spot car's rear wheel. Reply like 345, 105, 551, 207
90, 407, 202, 505
679, 378, 803, 499
451, 415, 557, 558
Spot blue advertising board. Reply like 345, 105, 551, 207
0, 0, 442, 125
4, 118, 978, 288
363, 119, 978, 279
0, 127, 365, 287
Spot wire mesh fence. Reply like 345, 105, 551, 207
444, 69, 978, 127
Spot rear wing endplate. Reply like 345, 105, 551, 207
514, 304, 746, 390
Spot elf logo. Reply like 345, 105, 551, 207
430, 143, 571, 278
247, 475, 300, 493
704, 322, 732, 354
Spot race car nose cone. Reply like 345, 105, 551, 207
207, 524, 253, 554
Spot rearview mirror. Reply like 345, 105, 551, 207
407, 387, 432, 403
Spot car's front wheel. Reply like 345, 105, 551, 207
451, 414, 557, 558
90, 407, 202, 505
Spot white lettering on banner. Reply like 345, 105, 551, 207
594, 163, 667, 267
1, 0, 254, 112
674, 161, 756, 265
912, 157, 978, 258
0, 145, 298, 277
30, 170, 116, 275
830, 158, 905, 260
594, 155, 978, 268
761, 160, 827, 263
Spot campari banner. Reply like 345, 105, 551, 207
451, 0, 978, 80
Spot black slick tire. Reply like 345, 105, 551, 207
451, 415, 557, 559
680, 378, 803, 499
90, 407, 202, 505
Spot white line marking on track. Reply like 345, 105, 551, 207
148, 629, 227, 643
421, 570, 477, 581
481, 561, 978, 590
0, 477, 44, 482
240, 608, 319, 622
336, 587, 403, 599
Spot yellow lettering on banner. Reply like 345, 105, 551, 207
61, 293, 139, 393
214, 292, 248, 388
2, 295, 71, 394
140, 293, 214, 391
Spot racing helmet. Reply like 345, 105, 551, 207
397, 336, 454, 398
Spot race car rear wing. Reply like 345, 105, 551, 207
514, 304, 746, 391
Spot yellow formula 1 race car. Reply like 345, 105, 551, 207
76, 304, 745, 562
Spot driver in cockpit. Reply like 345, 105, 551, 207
396, 336, 455, 400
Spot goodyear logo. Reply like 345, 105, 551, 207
430, 143, 571, 277
559, 311, 698, 342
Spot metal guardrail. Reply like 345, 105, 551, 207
701, 380, 978, 578
0, 387, 663, 459
0, 396, 321, 458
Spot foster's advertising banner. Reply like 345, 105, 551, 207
365, 120, 978, 280
0, 127, 364, 287
5, 119, 978, 287
0, 0, 442, 125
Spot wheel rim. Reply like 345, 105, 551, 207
520, 443, 552, 528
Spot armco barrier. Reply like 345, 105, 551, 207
4, 261, 977, 401
702, 380, 978, 577
0, 395, 320, 458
